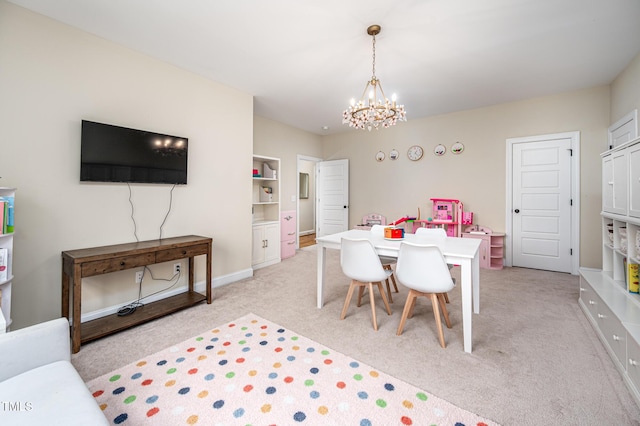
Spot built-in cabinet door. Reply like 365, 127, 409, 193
263, 223, 280, 263
252, 225, 266, 265
629, 143, 640, 218
603, 151, 628, 215
252, 223, 280, 266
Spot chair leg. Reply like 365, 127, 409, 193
367, 282, 378, 331
407, 293, 418, 318
385, 278, 393, 303
376, 281, 392, 315
437, 293, 452, 328
390, 271, 399, 293
443, 292, 450, 303
396, 290, 417, 336
357, 285, 365, 307
430, 293, 447, 348
340, 280, 357, 320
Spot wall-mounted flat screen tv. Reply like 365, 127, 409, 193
80, 120, 188, 184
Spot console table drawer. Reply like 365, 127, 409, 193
155, 244, 210, 263
81, 253, 156, 277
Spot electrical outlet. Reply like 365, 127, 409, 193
135, 271, 143, 284
174, 263, 181, 274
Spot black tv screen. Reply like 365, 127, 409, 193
80, 120, 188, 184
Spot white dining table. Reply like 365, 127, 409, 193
315, 229, 482, 353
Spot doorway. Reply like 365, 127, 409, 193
297, 155, 321, 248
505, 132, 580, 274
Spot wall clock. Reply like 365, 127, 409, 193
434, 144, 446, 156
407, 145, 423, 161
389, 149, 399, 160
375, 151, 385, 162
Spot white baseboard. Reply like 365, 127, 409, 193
80, 267, 254, 323
299, 230, 315, 236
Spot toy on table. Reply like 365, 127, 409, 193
389, 215, 417, 236
384, 226, 405, 239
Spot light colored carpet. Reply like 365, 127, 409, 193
73, 246, 640, 425
87, 313, 498, 425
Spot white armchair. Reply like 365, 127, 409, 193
0, 318, 108, 425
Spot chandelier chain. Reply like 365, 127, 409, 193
371, 33, 376, 80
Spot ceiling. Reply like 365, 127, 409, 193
8, 0, 640, 135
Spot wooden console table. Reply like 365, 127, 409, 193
61, 235, 212, 353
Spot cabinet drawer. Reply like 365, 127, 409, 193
628, 330, 640, 392
281, 228, 297, 240
579, 278, 600, 320
156, 244, 210, 263
596, 300, 626, 365
82, 253, 155, 277
281, 240, 296, 259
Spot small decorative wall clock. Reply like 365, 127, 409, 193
451, 141, 464, 154
434, 144, 446, 156
407, 145, 423, 161
389, 149, 399, 160
375, 151, 385, 162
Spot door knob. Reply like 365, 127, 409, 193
514, 209, 520, 213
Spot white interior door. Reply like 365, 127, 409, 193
508, 133, 577, 273
316, 159, 349, 237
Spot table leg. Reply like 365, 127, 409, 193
472, 252, 480, 314
61, 270, 69, 319
460, 258, 473, 353
317, 243, 327, 308
188, 257, 195, 293
72, 267, 82, 353
205, 248, 212, 304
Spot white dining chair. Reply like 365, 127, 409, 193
339, 237, 393, 331
414, 226, 453, 303
395, 242, 456, 348
370, 224, 399, 302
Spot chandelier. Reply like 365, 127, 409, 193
342, 25, 406, 131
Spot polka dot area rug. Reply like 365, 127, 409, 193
88, 313, 498, 425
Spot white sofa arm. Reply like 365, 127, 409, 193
0, 318, 71, 383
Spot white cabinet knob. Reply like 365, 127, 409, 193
597, 313, 605, 319
589, 300, 596, 305
580, 287, 585, 292
612, 334, 621, 341
630, 359, 638, 366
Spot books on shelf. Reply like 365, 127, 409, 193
0, 196, 14, 234
629, 262, 639, 294
0, 248, 7, 282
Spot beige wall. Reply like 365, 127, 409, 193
611, 52, 640, 125
321, 86, 610, 268
0, 2, 254, 328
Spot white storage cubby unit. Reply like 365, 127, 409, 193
252, 155, 281, 269
0, 187, 15, 332
579, 136, 640, 407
